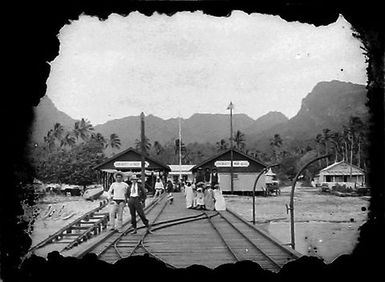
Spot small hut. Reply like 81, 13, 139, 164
314, 160, 366, 189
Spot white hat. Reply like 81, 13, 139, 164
130, 175, 138, 181
113, 171, 124, 180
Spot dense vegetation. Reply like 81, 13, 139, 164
30, 115, 369, 186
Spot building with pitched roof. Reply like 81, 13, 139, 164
191, 148, 268, 194
314, 160, 366, 189
93, 147, 170, 190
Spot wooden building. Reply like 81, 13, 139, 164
93, 147, 170, 191
314, 160, 366, 189
168, 164, 195, 183
191, 148, 267, 194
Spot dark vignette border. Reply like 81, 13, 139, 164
2, 1, 384, 281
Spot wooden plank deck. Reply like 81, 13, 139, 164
67, 192, 300, 271
141, 192, 299, 270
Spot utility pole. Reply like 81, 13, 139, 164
227, 102, 234, 193
140, 112, 146, 187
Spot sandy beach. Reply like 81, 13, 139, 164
224, 185, 369, 263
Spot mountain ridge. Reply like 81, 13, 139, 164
31, 80, 368, 152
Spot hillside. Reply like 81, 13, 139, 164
245, 80, 368, 150
31, 80, 368, 153
30, 95, 77, 143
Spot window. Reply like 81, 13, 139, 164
325, 175, 332, 182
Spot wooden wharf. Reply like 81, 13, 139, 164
71, 192, 301, 271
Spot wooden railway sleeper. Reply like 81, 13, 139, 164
92, 194, 167, 258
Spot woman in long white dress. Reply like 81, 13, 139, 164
213, 184, 226, 211
184, 182, 194, 209
204, 186, 215, 211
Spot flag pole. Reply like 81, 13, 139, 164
179, 115, 182, 183
227, 102, 234, 193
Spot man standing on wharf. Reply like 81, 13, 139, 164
127, 174, 152, 234
108, 171, 129, 232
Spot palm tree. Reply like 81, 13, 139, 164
270, 134, 282, 162
174, 139, 186, 155
52, 123, 64, 143
216, 139, 228, 152
153, 141, 163, 155
322, 128, 331, 166
234, 130, 246, 151
106, 133, 121, 151
73, 118, 94, 141
60, 132, 76, 148
329, 131, 344, 162
135, 136, 151, 155
90, 132, 107, 147
43, 129, 56, 151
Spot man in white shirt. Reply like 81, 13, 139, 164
127, 175, 151, 234
108, 172, 129, 232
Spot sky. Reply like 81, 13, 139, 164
46, 11, 367, 125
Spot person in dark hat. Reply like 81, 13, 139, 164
127, 175, 151, 234
107, 171, 129, 232
210, 168, 220, 188
195, 167, 205, 184
204, 167, 211, 187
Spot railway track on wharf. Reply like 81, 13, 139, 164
205, 208, 302, 272
77, 193, 218, 266
72, 193, 301, 271
27, 200, 110, 255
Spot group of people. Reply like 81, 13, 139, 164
107, 168, 226, 232
184, 167, 226, 211
107, 172, 151, 233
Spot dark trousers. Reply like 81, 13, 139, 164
128, 197, 149, 228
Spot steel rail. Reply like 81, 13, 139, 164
204, 212, 240, 262
76, 193, 166, 258
217, 211, 282, 270
226, 208, 302, 258
116, 196, 170, 258
96, 194, 164, 258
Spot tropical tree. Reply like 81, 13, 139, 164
234, 130, 246, 151
60, 132, 76, 148
315, 133, 324, 167
270, 134, 283, 162
35, 138, 106, 187
106, 133, 121, 151
43, 129, 56, 151
73, 118, 94, 141
216, 139, 228, 152
153, 141, 163, 155
174, 139, 186, 155
90, 132, 107, 147
52, 123, 64, 143
135, 136, 151, 155
322, 128, 332, 166
329, 131, 344, 162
